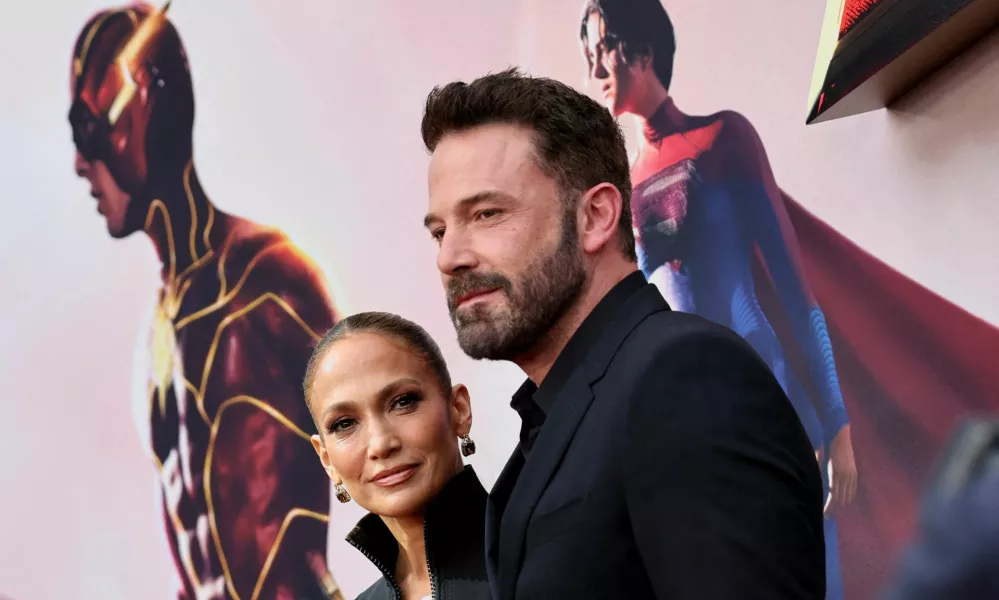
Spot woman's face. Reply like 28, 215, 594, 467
308, 332, 470, 519
582, 11, 646, 116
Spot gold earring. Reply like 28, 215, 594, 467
334, 482, 351, 503
460, 434, 476, 457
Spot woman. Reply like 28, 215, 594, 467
303, 311, 490, 600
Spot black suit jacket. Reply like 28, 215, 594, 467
486, 281, 825, 599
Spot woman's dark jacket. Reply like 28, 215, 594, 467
349, 465, 491, 600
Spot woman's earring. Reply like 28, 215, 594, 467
334, 482, 351, 503
460, 434, 476, 457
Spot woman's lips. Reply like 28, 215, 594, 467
370, 464, 418, 487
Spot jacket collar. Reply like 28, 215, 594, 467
346, 465, 487, 586
487, 282, 670, 600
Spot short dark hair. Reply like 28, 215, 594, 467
580, 0, 677, 91
421, 67, 637, 261
303, 312, 453, 409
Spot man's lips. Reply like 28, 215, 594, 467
370, 464, 418, 487
456, 288, 500, 307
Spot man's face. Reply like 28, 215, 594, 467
582, 12, 644, 116
74, 153, 133, 238
70, 71, 133, 239
425, 123, 586, 361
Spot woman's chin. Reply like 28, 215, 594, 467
365, 484, 434, 518
369, 496, 428, 519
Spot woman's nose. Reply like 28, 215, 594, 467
592, 60, 609, 80
366, 424, 402, 460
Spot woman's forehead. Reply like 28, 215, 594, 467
315, 333, 430, 395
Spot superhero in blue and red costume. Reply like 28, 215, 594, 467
580, 1, 999, 598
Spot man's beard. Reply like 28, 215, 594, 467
446, 215, 585, 361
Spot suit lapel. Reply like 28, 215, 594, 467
497, 375, 595, 600
492, 283, 669, 600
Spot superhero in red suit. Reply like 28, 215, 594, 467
580, 1, 999, 598
69, 4, 344, 599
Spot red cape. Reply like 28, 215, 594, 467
756, 195, 999, 598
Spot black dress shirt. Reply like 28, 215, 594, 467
510, 271, 647, 458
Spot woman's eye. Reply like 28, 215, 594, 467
392, 392, 421, 410
328, 418, 355, 434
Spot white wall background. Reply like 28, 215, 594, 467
0, 1, 996, 598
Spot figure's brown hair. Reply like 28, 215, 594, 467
580, 0, 677, 91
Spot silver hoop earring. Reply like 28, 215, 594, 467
334, 482, 351, 503
460, 434, 476, 457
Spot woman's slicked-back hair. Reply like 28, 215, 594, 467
303, 312, 453, 408
580, 0, 677, 91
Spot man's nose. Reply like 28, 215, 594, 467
436, 229, 479, 276
74, 151, 89, 177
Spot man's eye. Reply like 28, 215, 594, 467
431, 228, 445, 241
477, 209, 500, 220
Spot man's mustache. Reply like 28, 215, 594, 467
446, 272, 512, 313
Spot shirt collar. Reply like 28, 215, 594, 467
345, 465, 486, 581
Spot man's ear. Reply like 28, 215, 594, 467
579, 182, 625, 255
450, 384, 472, 437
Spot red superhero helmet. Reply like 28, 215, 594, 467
69, 1, 194, 197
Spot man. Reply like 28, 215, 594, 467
578, 2, 857, 597
421, 68, 825, 599
69, 4, 343, 599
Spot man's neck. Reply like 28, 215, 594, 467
141, 161, 226, 284
516, 258, 638, 384
382, 513, 430, 591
